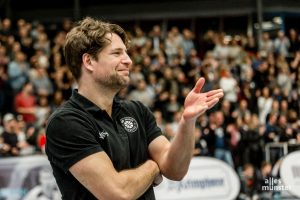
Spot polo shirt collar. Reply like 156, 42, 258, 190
70, 89, 121, 115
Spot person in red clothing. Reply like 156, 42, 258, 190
15, 82, 37, 124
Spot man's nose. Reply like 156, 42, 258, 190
121, 53, 132, 66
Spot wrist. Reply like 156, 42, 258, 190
181, 116, 196, 126
147, 160, 160, 175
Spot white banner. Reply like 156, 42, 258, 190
280, 150, 300, 198
0, 155, 60, 200
0, 155, 240, 200
154, 157, 240, 200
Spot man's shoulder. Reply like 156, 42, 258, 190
122, 99, 147, 111
48, 101, 75, 117
47, 100, 88, 125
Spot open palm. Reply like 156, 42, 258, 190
183, 78, 224, 120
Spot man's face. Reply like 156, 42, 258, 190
91, 33, 132, 90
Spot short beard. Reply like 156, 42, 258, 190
98, 72, 129, 90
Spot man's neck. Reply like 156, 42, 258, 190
78, 84, 118, 117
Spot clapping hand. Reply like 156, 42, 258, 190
182, 78, 224, 121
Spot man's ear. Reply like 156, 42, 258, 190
82, 53, 95, 72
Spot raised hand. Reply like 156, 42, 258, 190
182, 78, 224, 120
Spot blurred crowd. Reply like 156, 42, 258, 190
0, 17, 299, 199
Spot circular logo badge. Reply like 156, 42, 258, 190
120, 117, 138, 133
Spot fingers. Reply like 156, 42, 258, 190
192, 78, 205, 93
207, 98, 220, 109
206, 89, 224, 102
206, 89, 224, 97
206, 89, 223, 109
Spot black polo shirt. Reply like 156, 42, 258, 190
45, 90, 162, 200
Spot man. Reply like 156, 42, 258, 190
45, 17, 223, 200
1, 113, 19, 156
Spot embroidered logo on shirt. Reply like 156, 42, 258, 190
120, 117, 138, 133
98, 131, 109, 139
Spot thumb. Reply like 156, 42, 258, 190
192, 78, 205, 93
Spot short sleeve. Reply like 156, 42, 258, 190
136, 102, 162, 145
46, 110, 103, 173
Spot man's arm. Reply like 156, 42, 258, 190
149, 78, 223, 180
69, 152, 160, 200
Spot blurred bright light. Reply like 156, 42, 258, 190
273, 17, 283, 24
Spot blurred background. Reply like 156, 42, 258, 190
0, 0, 300, 199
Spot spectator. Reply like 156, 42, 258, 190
232, 99, 251, 120
35, 96, 51, 128
131, 26, 148, 49
149, 25, 164, 55
1, 113, 19, 156
238, 113, 264, 168
7, 51, 30, 93
0, 18, 13, 41
244, 35, 258, 55
238, 163, 259, 200
256, 161, 273, 200
278, 114, 294, 143
30, 65, 53, 97
219, 68, 239, 106
165, 27, 183, 63
0, 50, 14, 113
128, 79, 155, 108
0, 136, 10, 156
153, 110, 166, 134
213, 33, 230, 64
258, 87, 273, 124
15, 82, 37, 124
33, 32, 51, 57
165, 94, 181, 120
276, 59, 292, 93
264, 113, 279, 143
129, 64, 145, 88
228, 37, 243, 64
259, 32, 274, 58
290, 51, 300, 83
212, 111, 234, 167
50, 90, 64, 111
158, 67, 179, 96
182, 28, 195, 56
274, 30, 290, 58
193, 126, 209, 156
288, 28, 300, 56
164, 111, 182, 140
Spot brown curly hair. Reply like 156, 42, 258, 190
64, 17, 130, 80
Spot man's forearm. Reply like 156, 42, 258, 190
70, 152, 160, 200
161, 117, 195, 180
117, 159, 160, 200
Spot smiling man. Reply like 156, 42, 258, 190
45, 17, 223, 200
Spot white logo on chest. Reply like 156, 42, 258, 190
99, 131, 109, 139
120, 117, 138, 133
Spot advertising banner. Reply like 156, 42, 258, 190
280, 150, 300, 198
0, 155, 60, 200
0, 156, 240, 200
154, 156, 240, 200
